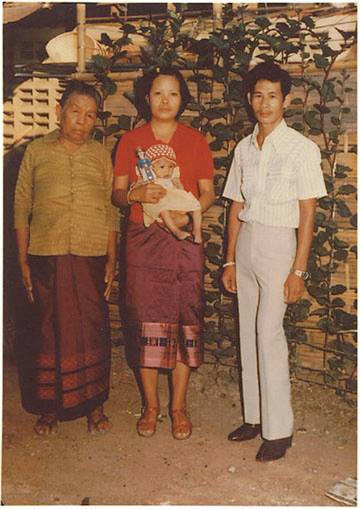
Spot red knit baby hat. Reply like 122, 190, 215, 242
145, 144, 177, 164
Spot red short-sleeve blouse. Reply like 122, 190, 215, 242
114, 122, 214, 223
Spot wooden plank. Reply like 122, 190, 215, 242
296, 334, 326, 371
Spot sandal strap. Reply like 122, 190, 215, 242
137, 407, 159, 437
171, 409, 192, 440
171, 409, 189, 419
36, 415, 58, 425
34, 414, 59, 435
89, 415, 109, 427
141, 406, 160, 413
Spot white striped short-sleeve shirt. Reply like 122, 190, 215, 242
223, 119, 327, 228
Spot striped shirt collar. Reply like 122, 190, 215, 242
250, 119, 289, 152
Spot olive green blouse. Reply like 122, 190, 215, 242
14, 130, 119, 256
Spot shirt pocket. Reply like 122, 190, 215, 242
265, 153, 298, 203
267, 176, 297, 203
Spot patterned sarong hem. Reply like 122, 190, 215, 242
138, 322, 203, 370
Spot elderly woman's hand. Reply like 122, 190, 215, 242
129, 182, 166, 204
104, 258, 116, 302
20, 260, 34, 303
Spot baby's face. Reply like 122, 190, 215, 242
152, 157, 176, 179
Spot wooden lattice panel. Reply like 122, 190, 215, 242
203, 203, 224, 324
4, 77, 63, 151
295, 328, 356, 391
296, 330, 326, 372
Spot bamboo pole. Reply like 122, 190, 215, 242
77, 3, 86, 73
168, 3, 176, 13
213, 3, 223, 29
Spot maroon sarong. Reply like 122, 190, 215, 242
28, 255, 111, 420
125, 222, 204, 369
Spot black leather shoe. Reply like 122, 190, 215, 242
256, 436, 292, 462
227, 423, 261, 442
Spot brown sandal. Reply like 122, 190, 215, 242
34, 414, 59, 436
137, 407, 160, 438
171, 409, 192, 440
87, 407, 112, 434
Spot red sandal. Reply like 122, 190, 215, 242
137, 407, 160, 438
34, 414, 59, 436
171, 409, 192, 440
87, 406, 112, 434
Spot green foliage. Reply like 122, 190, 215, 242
93, 7, 356, 391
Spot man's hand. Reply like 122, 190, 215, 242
284, 273, 305, 304
20, 261, 34, 303
222, 265, 237, 294
104, 259, 116, 302
129, 183, 166, 204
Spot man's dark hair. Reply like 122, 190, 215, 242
134, 67, 192, 121
244, 62, 292, 99
59, 80, 102, 109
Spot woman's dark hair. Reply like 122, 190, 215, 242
134, 67, 192, 121
59, 80, 102, 109
244, 62, 292, 99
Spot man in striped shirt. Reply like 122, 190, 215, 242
222, 62, 327, 462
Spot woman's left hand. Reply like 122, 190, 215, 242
104, 259, 116, 301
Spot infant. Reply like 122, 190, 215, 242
136, 144, 202, 243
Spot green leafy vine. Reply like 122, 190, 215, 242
90, 5, 356, 394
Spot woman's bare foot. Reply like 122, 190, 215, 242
137, 407, 161, 437
170, 408, 192, 440
87, 406, 112, 434
34, 414, 59, 436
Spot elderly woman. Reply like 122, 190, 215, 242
14, 80, 119, 435
112, 67, 215, 440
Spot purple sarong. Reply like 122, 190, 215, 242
125, 222, 204, 369
28, 255, 111, 420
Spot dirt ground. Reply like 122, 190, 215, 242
2, 346, 356, 506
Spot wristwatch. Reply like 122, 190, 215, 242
290, 268, 310, 280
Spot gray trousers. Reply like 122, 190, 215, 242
235, 221, 296, 440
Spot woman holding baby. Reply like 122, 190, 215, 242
112, 67, 215, 440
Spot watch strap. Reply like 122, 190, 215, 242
290, 268, 310, 280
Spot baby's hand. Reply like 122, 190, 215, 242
172, 177, 184, 190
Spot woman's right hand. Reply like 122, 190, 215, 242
20, 260, 34, 303
222, 265, 237, 294
129, 183, 166, 204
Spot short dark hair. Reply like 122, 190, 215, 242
244, 62, 292, 99
134, 67, 192, 121
59, 80, 102, 109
